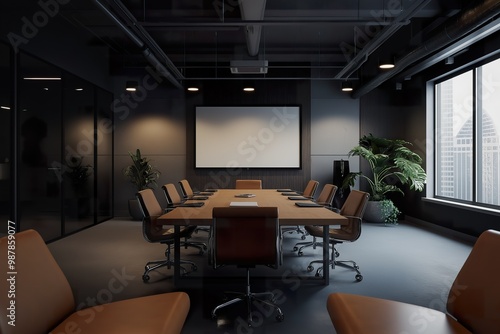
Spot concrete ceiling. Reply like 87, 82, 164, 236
4, 0, 500, 95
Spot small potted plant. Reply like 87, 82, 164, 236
343, 134, 426, 225
123, 149, 161, 220
65, 155, 93, 218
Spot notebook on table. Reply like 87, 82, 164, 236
281, 192, 299, 196
177, 202, 205, 207
188, 196, 209, 200
288, 196, 309, 200
295, 202, 324, 208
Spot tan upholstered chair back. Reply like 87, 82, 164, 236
0, 230, 75, 334
447, 229, 500, 333
137, 188, 163, 217
142, 215, 170, 242
303, 180, 319, 198
316, 184, 338, 206
212, 207, 279, 267
162, 183, 184, 205
338, 190, 370, 239
235, 179, 262, 189
179, 179, 194, 198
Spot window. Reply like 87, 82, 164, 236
434, 57, 500, 207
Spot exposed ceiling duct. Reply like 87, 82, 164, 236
92, 0, 184, 89
335, 0, 432, 80
230, 60, 268, 74
352, 0, 500, 98
239, 0, 267, 57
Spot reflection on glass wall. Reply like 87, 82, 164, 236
63, 73, 95, 234
96, 87, 113, 222
19, 53, 63, 240
0, 43, 11, 231
10, 51, 114, 241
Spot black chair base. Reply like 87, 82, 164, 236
281, 225, 307, 239
307, 258, 363, 282
211, 269, 284, 326
181, 240, 207, 255
142, 244, 197, 282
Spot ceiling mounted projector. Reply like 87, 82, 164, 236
230, 60, 268, 74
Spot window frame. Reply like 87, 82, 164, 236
427, 53, 500, 213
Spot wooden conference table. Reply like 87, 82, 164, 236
157, 189, 347, 285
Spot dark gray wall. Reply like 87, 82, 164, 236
358, 32, 500, 237
112, 78, 362, 216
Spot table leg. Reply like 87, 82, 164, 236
174, 225, 180, 285
322, 225, 329, 284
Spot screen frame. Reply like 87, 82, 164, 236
194, 105, 302, 169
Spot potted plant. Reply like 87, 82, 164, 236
343, 134, 426, 225
65, 155, 93, 218
123, 149, 161, 220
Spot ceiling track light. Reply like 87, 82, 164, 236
379, 56, 395, 69
341, 81, 353, 92
125, 81, 138, 92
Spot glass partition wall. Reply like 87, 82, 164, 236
0, 43, 11, 229
18, 54, 63, 240
3, 45, 113, 241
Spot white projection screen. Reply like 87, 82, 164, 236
195, 106, 301, 168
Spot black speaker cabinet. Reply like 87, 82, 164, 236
333, 160, 350, 209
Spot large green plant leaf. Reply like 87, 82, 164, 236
345, 134, 427, 200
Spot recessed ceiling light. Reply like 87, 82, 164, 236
243, 87, 255, 92
379, 63, 395, 69
23, 77, 61, 80
341, 81, 353, 92
1, 106, 10, 110
187, 87, 199, 92
125, 81, 138, 92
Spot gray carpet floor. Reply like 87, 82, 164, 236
48, 218, 475, 333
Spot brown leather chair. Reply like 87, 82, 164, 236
293, 184, 337, 254
235, 179, 262, 189
305, 189, 369, 281
179, 179, 212, 199
178, 179, 211, 234
161, 183, 208, 254
0, 229, 190, 334
327, 229, 500, 334
282, 179, 320, 238
210, 206, 284, 325
136, 188, 198, 281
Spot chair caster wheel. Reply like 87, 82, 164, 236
191, 264, 198, 271
355, 274, 363, 281
301, 235, 306, 240
298, 251, 304, 256
142, 274, 150, 282
211, 312, 217, 320
276, 313, 284, 322
306, 265, 314, 272
293, 246, 298, 251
